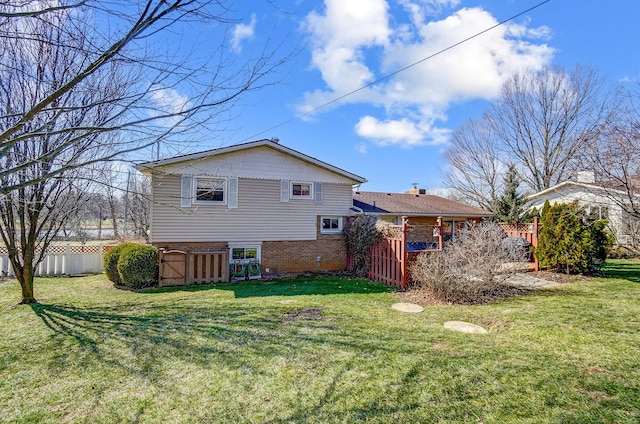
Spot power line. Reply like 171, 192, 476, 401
242, 0, 552, 141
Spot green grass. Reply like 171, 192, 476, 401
1, 261, 639, 423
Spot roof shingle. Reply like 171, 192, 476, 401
353, 191, 491, 217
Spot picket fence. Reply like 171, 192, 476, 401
0, 244, 113, 277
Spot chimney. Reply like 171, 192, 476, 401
577, 170, 595, 183
404, 186, 426, 195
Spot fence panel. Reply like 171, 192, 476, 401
187, 251, 229, 284
0, 244, 109, 277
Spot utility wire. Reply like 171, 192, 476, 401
241, 0, 551, 142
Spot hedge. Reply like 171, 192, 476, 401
116, 244, 158, 289
103, 242, 138, 285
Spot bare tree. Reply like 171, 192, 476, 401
588, 86, 640, 246
0, 1, 286, 303
443, 118, 503, 211
127, 172, 152, 242
445, 66, 604, 208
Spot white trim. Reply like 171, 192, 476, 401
290, 181, 314, 200
320, 216, 343, 234
192, 176, 227, 205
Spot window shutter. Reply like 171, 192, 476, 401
280, 180, 289, 202
314, 182, 323, 204
228, 178, 238, 208
181, 176, 192, 207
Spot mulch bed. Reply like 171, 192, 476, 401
395, 283, 529, 306
395, 270, 595, 306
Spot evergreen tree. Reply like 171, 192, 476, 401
536, 201, 612, 273
495, 164, 525, 223
541, 199, 552, 218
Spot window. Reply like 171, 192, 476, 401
321, 216, 343, 234
232, 247, 257, 261
291, 181, 313, 199
194, 177, 226, 204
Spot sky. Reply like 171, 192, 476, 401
164, 0, 640, 193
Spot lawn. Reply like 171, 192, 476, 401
0, 261, 639, 423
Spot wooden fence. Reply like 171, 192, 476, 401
158, 249, 229, 286
349, 217, 445, 291
350, 217, 541, 290
499, 217, 540, 271
0, 244, 113, 277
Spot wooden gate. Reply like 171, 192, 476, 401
158, 250, 187, 286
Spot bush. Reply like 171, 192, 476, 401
536, 202, 613, 274
410, 222, 529, 304
343, 215, 392, 277
116, 244, 158, 289
103, 242, 138, 284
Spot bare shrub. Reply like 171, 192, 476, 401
344, 215, 391, 277
410, 222, 529, 304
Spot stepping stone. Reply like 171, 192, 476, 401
443, 320, 488, 334
391, 302, 424, 313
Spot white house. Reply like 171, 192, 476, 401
525, 172, 639, 246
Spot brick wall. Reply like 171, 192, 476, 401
262, 235, 346, 274
406, 217, 439, 242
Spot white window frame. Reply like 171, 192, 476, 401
290, 181, 314, 199
321, 216, 343, 234
193, 176, 227, 205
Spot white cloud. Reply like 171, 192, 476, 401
300, 2, 555, 149
303, 0, 390, 95
355, 115, 450, 148
149, 85, 192, 127
232, 14, 257, 53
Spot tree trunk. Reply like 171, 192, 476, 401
17, 267, 37, 304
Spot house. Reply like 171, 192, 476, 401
135, 138, 366, 280
525, 171, 639, 246
353, 188, 493, 248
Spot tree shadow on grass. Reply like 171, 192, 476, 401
27, 297, 410, 382
602, 262, 640, 283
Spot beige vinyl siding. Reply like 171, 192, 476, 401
155, 145, 357, 184
150, 175, 354, 242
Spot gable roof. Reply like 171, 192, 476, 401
353, 191, 492, 217
525, 180, 630, 202
134, 138, 367, 184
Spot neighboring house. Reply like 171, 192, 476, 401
135, 138, 366, 278
353, 188, 493, 248
525, 172, 639, 246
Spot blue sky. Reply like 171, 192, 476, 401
169, 0, 640, 193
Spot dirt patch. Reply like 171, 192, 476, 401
282, 307, 325, 321
529, 270, 594, 284
395, 284, 529, 306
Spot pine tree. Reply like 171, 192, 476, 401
495, 164, 525, 223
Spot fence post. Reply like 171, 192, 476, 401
65, 243, 71, 276
99, 244, 104, 273
401, 216, 408, 291
532, 217, 540, 271
437, 216, 444, 250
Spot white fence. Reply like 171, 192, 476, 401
0, 244, 112, 277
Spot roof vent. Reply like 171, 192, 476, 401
419, 188, 426, 194
270, 137, 280, 144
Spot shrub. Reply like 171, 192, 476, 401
117, 244, 158, 289
103, 242, 138, 284
536, 202, 613, 274
410, 222, 528, 304
343, 215, 392, 277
